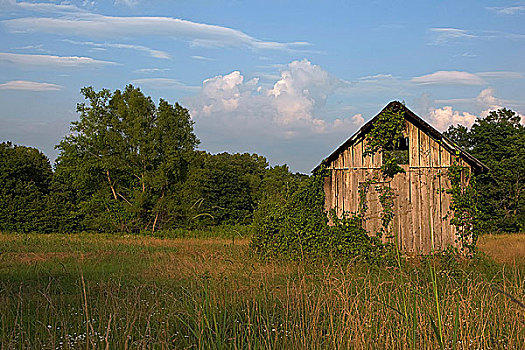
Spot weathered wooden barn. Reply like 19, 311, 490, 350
318, 101, 487, 254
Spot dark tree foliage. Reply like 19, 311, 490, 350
183, 152, 303, 227
0, 142, 58, 232
444, 108, 525, 233
55, 85, 199, 233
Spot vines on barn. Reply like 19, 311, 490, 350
446, 156, 479, 254
359, 106, 406, 238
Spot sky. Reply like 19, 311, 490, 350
1, 0, 524, 173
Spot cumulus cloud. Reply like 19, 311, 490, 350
0, 52, 116, 67
187, 59, 350, 136
0, 80, 62, 91
429, 106, 478, 131
426, 88, 524, 130
3, 2, 310, 51
183, 60, 360, 171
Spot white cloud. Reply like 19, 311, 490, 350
134, 68, 170, 73
487, 6, 525, 15
429, 28, 476, 45
476, 71, 523, 79
131, 78, 198, 90
411, 71, 485, 85
3, 5, 310, 51
186, 59, 352, 136
351, 113, 364, 125
0, 52, 116, 67
429, 106, 478, 131
183, 60, 359, 172
1, 0, 86, 14
426, 88, 524, 130
114, 0, 138, 7
191, 55, 215, 61
63, 39, 170, 59
429, 27, 525, 45
0, 80, 62, 91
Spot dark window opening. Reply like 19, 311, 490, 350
383, 137, 409, 165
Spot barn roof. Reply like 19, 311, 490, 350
315, 101, 489, 173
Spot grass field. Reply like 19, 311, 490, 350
1, 233, 524, 349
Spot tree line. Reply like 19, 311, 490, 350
0, 85, 305, 233
0, 85, 523, 234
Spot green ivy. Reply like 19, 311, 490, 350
361, 106, 407, 236
250, 165, 395, 265
446, 158, 480, 254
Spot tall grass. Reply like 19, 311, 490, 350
0, 233, 524, 349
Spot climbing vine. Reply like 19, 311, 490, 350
359, 105, 407, 237
446, 157, 479, 254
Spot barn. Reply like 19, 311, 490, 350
317, 101, 487, 254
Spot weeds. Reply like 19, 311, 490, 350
0, 233, 524, 349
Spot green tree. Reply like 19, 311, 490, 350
0, 142, 56, 232
445, 108, 525, 232
55, 85, 198, 232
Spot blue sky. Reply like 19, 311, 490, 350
1, 0, 524, 172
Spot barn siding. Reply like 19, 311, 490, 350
324, 119, 469, 254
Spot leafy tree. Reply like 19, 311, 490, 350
444, 108, 525, 232
55, 85, 198, 232
0, 142, 56, 232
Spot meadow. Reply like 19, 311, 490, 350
0, 232, 524, 349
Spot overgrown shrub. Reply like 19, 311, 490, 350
251, 170, 395, 264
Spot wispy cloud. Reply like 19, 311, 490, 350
114, 0, 139, 7
1, 0, 87, 14
134, 68, 170, 73
429, 27, 525, 45
191, 55, 215, 61
429, 28, 476, 45
412, 71, 485, 85
131, 78, 199, 90
411, 70, 523, 86
487, 6, 525, 15
0, 52, 117, 67
477, 71, 523, 79
63, 39, 170, 59
0, 80, 63, 91
3, 4, 311, 52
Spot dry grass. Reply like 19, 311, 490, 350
1, 232, 524, 349
478, 233, 525, 264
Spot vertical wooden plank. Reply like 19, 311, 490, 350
440, 145, 451, 167
324, 173, 332, 215
410, 168, 422, 253
373, 150, 382, 168
331, 167, 337, 220
362, 138, 372, 168
354, 140, 363, 168
419, 131, 431, 168
419, 168, 428, 253
400, 167, 410, 251
430, 137, 440, 168
409, 122, 420, 168
345, 149, 351, 169
440, 169, 453, 248
391, 171, 405, 250
432, 169, 444, 251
